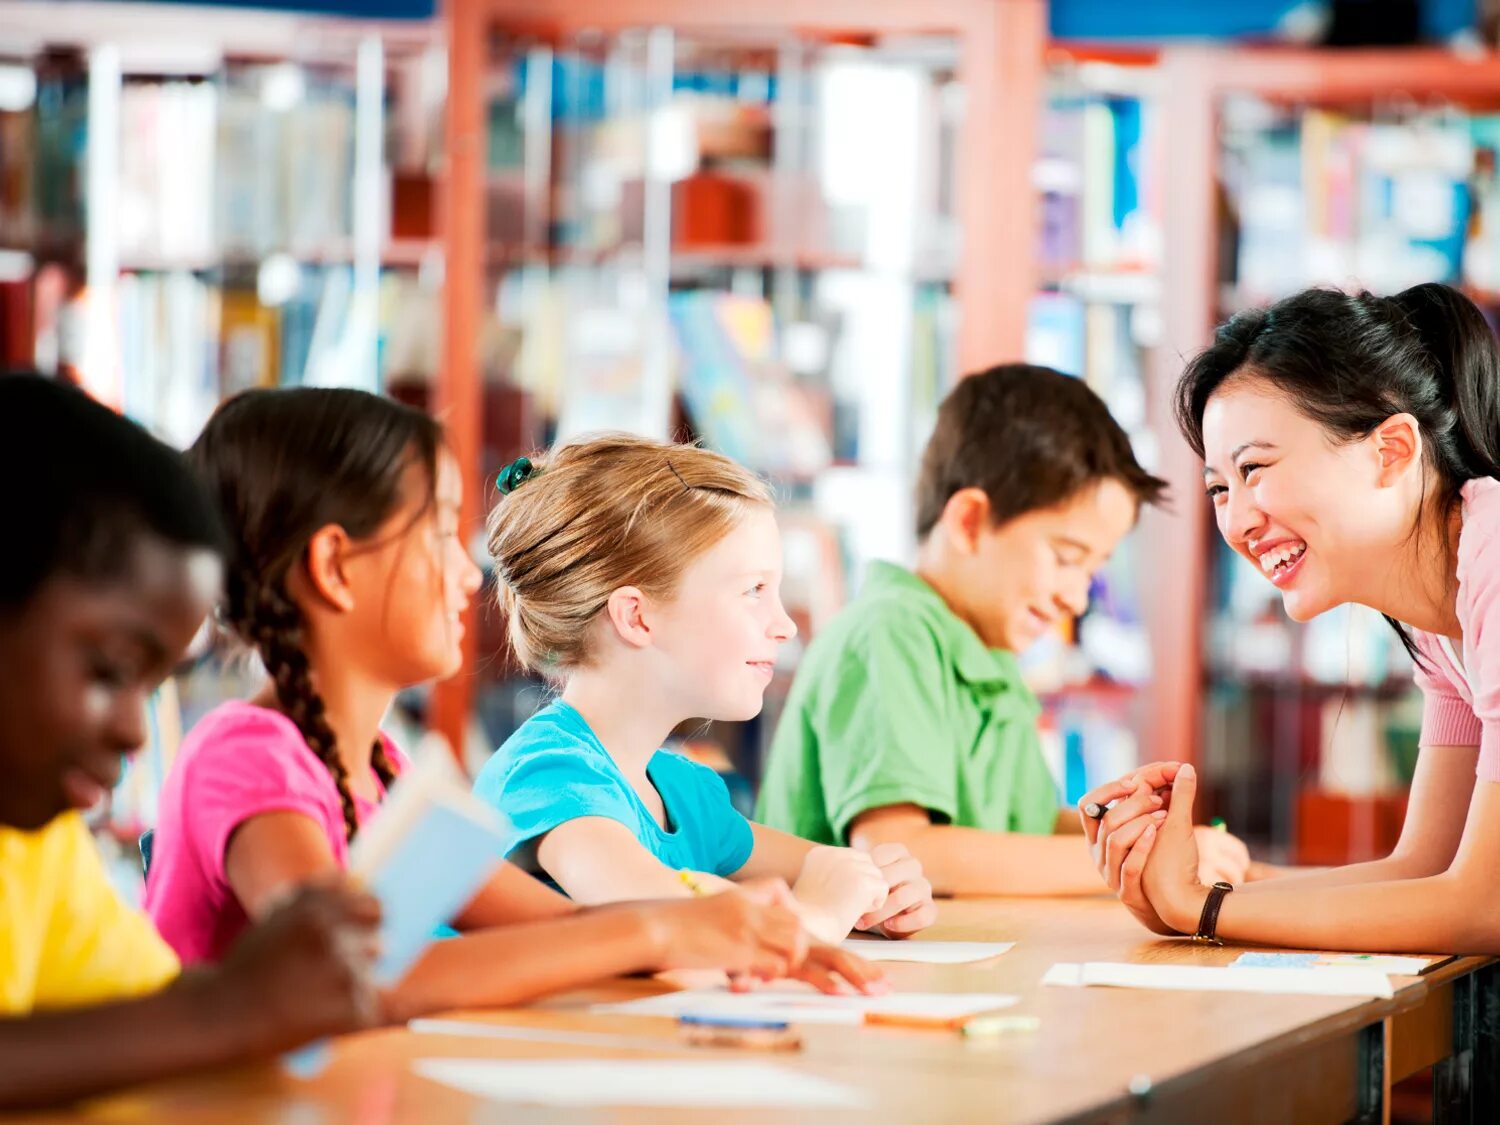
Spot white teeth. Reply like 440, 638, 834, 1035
1258, 543, 1306, 574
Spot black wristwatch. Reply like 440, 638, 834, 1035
1191, 881, 1235, 945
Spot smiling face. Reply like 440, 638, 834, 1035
1200, 376, 1424, 622
960, 480, 1139, 652
643, 505, 797, 721
0, 536, 221, 830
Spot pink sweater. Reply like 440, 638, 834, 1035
1413, 477, 1500, 782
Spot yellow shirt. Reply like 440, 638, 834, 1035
1, 812, 179, 1015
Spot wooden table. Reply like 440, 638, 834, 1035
12, 897, 1497, 1124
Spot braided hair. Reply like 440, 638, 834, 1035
190, 388, 441, 842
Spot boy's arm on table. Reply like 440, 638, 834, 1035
0, 883, 380, 1112
0, 978, 268, 1110
850, 804, 1105, 896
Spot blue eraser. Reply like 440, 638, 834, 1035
282, 1040, 331, 1078
678, 1013, 791, 1030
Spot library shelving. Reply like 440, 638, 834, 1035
432, 0, 1049, 770
0, 1, 445, 842
1024, 43, 1163, 801
0, 2, 443, 446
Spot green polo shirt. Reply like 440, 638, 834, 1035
756, 562, 1060, 845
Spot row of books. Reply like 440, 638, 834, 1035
1037, 89, 1160, 276
1222, 100, 1500, 302
0, 68, 87, 248
0, 70, 361, 266
101, 268, 439, 445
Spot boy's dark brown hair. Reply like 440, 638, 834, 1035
915, 363, 1168, 539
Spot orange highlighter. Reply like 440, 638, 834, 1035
862, 1011, 972, 1031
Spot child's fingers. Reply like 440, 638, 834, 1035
761, 909, 806, 966
737, 876, 796, 909
878, 896, 937, 936
809, 945, 887, 995
856, 880, 925, 929
793, 962, 840, 994
1103, 811, 1166, 892
864, 842, 910, 868
872, 853, 923, 888
754, 954, 793, 983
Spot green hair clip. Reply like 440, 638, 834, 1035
496, 456, 538, 496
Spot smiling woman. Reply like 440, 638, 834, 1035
1082, 283, 1500, 956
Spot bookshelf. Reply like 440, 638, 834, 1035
1023, 44, 1163, 802
1151, 45, 1500, 859
0, 4, 448, 841
0, 3, 442, 445
432, 0, 1048, 766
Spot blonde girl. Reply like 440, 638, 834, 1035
476, 435, 937, 944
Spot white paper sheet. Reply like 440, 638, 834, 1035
1043, 961, 1393, 999
412, 1058, 869, 1108
592, 983, 1018, 1025
841, 938, 1015, 964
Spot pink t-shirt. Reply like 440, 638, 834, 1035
1413, 476, 1500, 782
143, 700, 407, 965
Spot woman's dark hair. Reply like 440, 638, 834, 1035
0, 371, 226, 611
915, 363, 1168, 539
1175, 282, 1500, 661
189, 387, 444, 842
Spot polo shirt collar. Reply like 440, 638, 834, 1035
861, 562, 1040, 708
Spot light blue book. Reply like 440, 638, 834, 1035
286, 739, 505, 1079
349, 737, 508, 985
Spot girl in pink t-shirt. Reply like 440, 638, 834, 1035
145, 387, 879, 1018
1083, 283, 1500, 954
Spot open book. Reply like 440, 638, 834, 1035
348, 736, 507, 985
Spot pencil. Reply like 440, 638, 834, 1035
863, 1011, 970, 1031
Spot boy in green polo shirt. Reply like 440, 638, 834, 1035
757, 364, 1254, 895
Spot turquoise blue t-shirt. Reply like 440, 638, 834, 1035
473, 700, 755, 884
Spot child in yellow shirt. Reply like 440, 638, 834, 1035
0, 374, 381, 1109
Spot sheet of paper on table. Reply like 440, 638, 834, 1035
841, 938, 1015, 964
412, 1058, 870, 1108
1043, 961, 1393, 999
